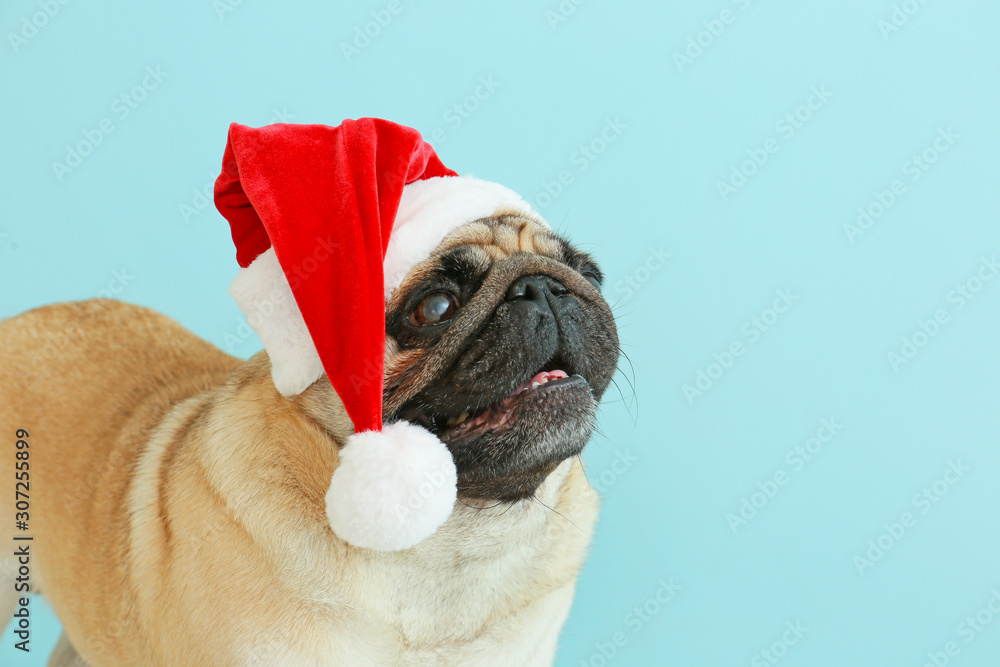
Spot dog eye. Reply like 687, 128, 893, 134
581, 271, 602, 289
409, 292, 458, 326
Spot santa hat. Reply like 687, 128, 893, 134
213, 119, 542, 551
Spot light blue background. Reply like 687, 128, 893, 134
2, 0, 1000, 665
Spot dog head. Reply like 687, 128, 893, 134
216, 121, 618, 550
381, 212, 619, 501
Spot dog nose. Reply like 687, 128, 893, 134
504, 275, 568, 313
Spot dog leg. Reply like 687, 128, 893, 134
48, 632, 87, 667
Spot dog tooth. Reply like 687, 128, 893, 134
532, 382, 540, 389
446, 412, 467, 426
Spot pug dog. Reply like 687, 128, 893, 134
0, 210, 619, 666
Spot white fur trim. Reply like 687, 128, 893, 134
228, 248, 323, 395
325, 421, 458, 551
383, 176, 546, 298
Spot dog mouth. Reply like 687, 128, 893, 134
399, 359, 592, 443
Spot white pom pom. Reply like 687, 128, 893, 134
325, 421, 458, 551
